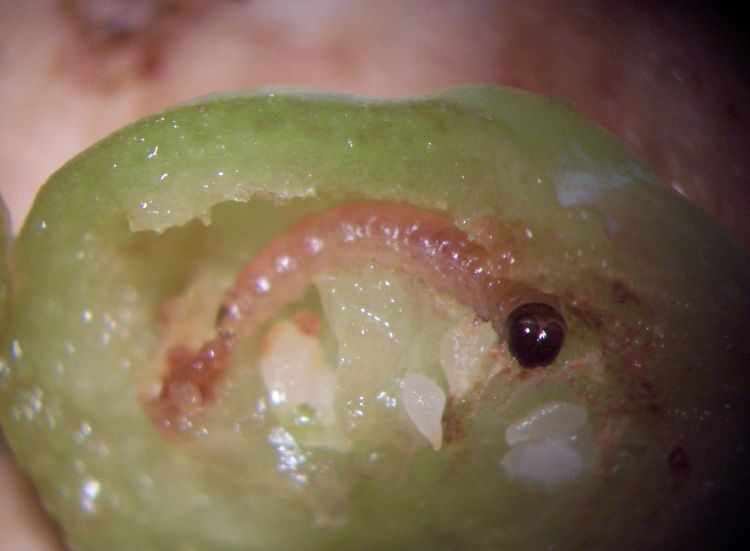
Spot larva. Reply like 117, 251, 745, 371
151, 201, 565, 427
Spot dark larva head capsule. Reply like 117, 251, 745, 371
507, 303, 566, 368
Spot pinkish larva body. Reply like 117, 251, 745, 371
152, 201, 564, 427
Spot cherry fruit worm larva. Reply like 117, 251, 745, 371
149, 201, 566, 429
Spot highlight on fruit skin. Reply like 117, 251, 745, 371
0, 85, 749, 550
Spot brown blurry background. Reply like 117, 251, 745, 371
1, 1, 748, 549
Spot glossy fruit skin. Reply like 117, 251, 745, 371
0, 86, 749, 550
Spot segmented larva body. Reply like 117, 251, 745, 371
222, 201, 504, 334
152, 201, 558, 426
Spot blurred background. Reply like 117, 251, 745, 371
1, 1, 748, 549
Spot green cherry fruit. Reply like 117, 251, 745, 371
1, 86, 749, 550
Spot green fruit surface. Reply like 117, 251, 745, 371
1, 86, 749, 550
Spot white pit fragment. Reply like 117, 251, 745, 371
505, 402, 588, 446
501, 401, 591, 484
439, 315, 498, 397
500, 437, 585, 484
259, 320, 337, 425
401, 374, 446, 451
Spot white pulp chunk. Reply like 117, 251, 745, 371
439, 314, 498, 398
505, 402, 588, 446
500, 437, 585, 484
501, 401, 591, 484
259, 320, 337, 425
400, 374, 446, 451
